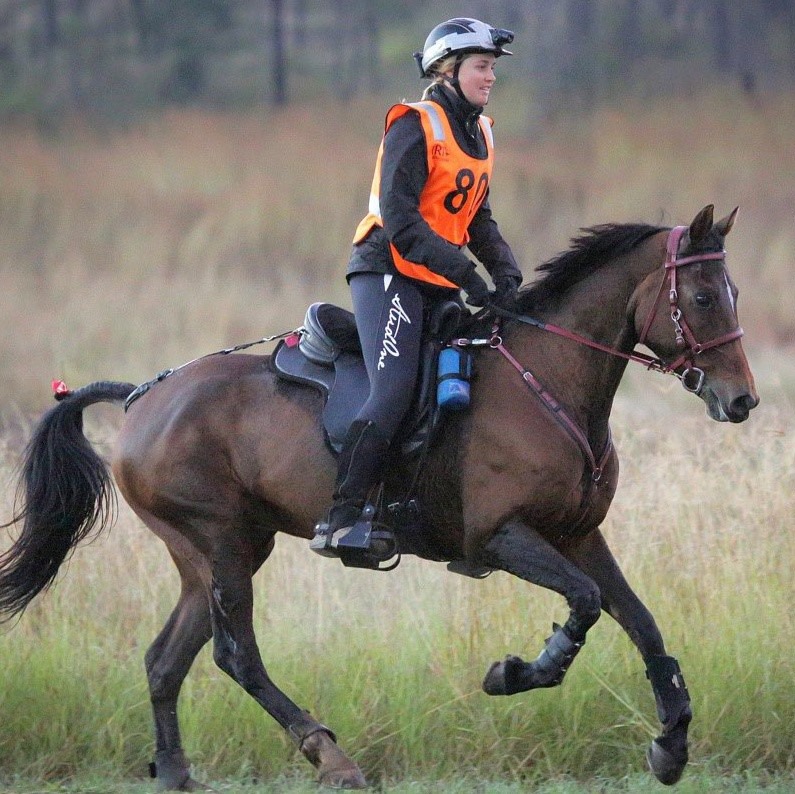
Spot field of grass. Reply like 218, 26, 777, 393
0, 391, 793, 792
0, 87, 794, 792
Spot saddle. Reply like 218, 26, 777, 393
272, 301, 493, 576
271, 300, 465, 455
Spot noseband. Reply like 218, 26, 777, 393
637, 225, 744, 393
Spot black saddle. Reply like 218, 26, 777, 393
272, 300, 464, 455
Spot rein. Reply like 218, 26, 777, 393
451, 226, 744, 532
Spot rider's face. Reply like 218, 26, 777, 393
447, 54, 497, 107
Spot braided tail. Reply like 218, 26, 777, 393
0, 381, 135, 622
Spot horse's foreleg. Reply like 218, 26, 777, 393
208, 549, 366, 789
477, 521, 602, 696
562, 529, 691, 786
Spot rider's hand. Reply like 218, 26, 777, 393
492, 275, 521, 312
462, 271, 490, 307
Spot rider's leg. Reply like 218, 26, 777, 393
311, 273, 424, 554
316, 417, 390, 538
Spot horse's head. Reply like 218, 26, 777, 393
634, 204, 759, 423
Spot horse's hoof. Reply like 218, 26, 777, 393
482, 655, 522, 695
318, 766, 368, 789
156, 774, 214, 792
647, 738, 686, 785
482, 659, 508, 695
152, 750, 213, 792
300, 727, 367, 789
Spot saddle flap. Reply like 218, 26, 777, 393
273, 339, 369, 453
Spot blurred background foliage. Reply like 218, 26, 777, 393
0, 0, 793, 412
1, 0, 793, 122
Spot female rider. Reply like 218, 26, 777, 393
311, 18, 523, 558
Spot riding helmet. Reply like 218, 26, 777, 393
414, 17, 514, 77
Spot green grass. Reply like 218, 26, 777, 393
1, 396, 794, 789
2, 770, 795, 793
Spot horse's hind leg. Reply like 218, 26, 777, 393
207, 542, 367, 789
145, 551, 213, 792
562, 529, 691, 786
477, 521, 603, 695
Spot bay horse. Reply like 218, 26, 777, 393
0, 205, 757, 790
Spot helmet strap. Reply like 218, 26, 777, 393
446, 55, 468, 102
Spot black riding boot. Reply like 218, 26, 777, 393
310, 419, 390, 558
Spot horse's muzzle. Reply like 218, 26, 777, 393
702, 385, 759, 423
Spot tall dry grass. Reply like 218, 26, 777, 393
0, 87, 793, 413
0, 88, 794, 788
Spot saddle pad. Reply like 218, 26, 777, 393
273, 340, 370, 453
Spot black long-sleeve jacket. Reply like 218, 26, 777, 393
348, 84, 522, 291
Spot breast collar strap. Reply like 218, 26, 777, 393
484, 329, 612, 484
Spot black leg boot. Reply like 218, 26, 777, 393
310, 420, 390, 559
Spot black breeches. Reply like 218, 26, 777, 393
349, 272, 425, 441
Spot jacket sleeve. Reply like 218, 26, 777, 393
379, 112, 481, 288
466, 194, 523, 285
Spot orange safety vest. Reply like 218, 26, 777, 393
353, 100, 494, 289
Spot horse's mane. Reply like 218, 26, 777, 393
516, 223, 666, 312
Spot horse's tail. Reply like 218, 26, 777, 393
0, 380, 136, 623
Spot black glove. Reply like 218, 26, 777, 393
461, 271, 490, 307
492, 275, 521, 312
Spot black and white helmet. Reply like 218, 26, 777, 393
414, 17, 514, 77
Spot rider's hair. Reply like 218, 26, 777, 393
420, 55, 461, 100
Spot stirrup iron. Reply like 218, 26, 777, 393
311, 504, 399, 570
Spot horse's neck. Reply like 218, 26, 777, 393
514, 241, 661, 431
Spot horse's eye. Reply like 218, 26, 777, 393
694, 292, 712, 308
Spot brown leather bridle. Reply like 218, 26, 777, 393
636, 225, 744, 394
479, 225, 744, 396
452, 225, 746, 496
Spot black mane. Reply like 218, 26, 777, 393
516, 223, 666, 312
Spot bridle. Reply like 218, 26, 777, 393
481, 225, 744, 396
451, 225, 745, 512
635, 225, 744, 394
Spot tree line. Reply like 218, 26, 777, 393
1, 0, 792, 122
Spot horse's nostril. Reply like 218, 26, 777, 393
730, 393, 759, 418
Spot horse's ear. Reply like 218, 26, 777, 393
714, 206, 739, 238
689, 204, 714, 243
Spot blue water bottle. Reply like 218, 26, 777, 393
436, 347, 472, 410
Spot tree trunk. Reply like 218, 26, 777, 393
271, 0, 288, 105
42, 0, 58, 46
